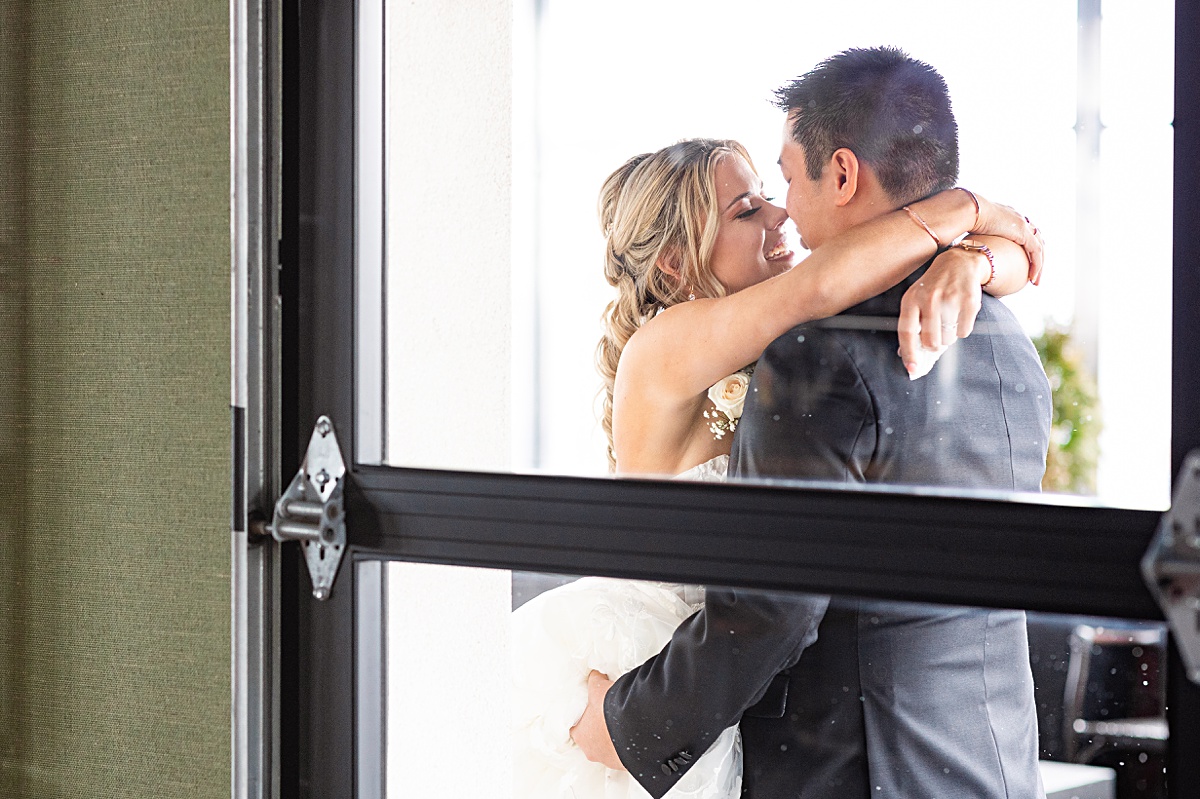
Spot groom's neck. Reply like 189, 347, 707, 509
825, 163, 902, 235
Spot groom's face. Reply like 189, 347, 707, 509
778, 116, 839, 251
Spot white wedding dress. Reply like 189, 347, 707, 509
511, 455, 741, 799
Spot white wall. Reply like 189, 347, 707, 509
385, 0, 514, 473
384, 2, 515, 796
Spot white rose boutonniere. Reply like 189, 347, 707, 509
703, 366, 755, 440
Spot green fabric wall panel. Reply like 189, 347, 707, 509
1, 1, 231, 797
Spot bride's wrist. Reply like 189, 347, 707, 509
952, 239, 997, 287
955, 187, 981, 234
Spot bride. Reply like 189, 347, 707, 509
511, 137, 1041, 798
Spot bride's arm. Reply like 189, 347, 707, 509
626, 189, 1039, 404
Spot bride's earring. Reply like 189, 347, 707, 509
687, 287, 696, 301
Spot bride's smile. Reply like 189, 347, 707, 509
708, 154, 801, 295
765, 235, 794, 262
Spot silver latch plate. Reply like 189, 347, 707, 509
271, 415, 347, 600
1143, 449, 1200, 684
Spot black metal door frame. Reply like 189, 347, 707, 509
278, 2, 1200, 796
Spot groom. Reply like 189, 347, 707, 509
573, 48, 1052, 797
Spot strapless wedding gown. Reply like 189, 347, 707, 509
511, 455, 741, 799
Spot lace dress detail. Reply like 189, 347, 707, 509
511, 455, 739, 799
673, 454, 729, 483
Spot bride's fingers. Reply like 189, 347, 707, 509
897, 299, 925, 373
976, 199, 1037, 257
995, 203, 1043, 285
954, 299, 978, 339
921, 296, 945, 351
1026, 221, 1045, 285
1015, 212, 1044, 286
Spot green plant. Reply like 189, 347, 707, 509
1032, 324, 1101, 494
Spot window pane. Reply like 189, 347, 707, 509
375, 561, 1167, 798
373, 0, 1173, 511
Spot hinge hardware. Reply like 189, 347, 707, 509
1143, 449, 1200, 684
266, 415, 347, 600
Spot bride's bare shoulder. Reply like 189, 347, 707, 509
618, 303, 704, 382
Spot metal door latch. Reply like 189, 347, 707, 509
263, 415, 347, 600
1143, 449, 1200, 684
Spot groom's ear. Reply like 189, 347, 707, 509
827, 147, 861, 208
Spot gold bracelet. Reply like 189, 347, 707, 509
902, 205, 941, 250
956, 239, 996, 287
956, 187, 981, 232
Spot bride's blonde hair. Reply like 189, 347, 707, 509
596, 138, 754, 471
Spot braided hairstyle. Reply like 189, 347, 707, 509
595, 138, 753, 471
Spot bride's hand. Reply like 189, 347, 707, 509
897, 246, 988, 378
968, 191, 1044, 285
570, 670, 626, 771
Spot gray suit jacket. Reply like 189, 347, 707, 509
606, 275, 1052, 798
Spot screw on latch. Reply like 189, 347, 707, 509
315, 469, 331, 490
317, 418, 332, 437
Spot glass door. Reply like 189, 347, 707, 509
265, 0, 1200, 797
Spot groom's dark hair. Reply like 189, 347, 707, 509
774, 47, 958, 205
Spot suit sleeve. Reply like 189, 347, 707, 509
604, 328, 873, 797
605, 588, 829, 797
